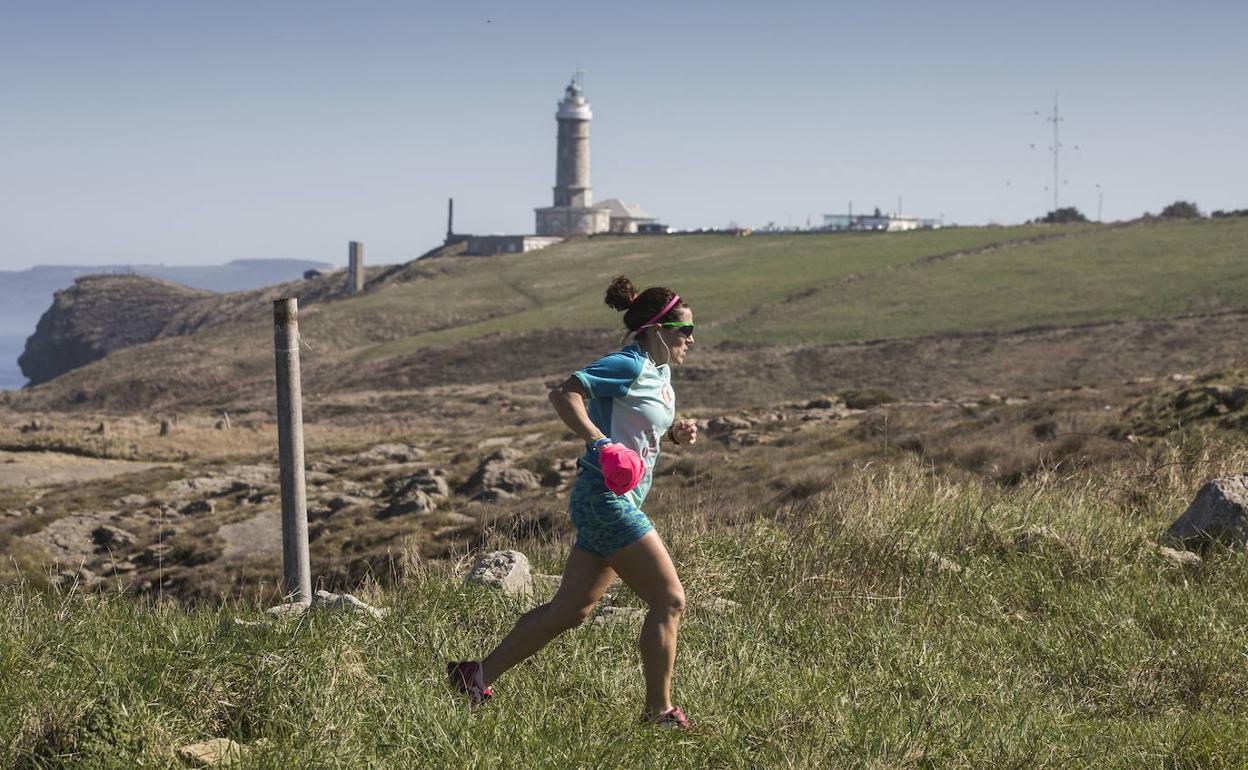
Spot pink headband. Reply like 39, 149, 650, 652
634, 294, 681, 333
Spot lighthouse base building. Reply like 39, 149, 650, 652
535, 205, 610, 237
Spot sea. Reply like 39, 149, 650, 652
0, 336, 28, 391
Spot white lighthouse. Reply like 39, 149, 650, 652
535, 74, 610, 237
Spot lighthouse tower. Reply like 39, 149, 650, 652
535, 75, 610, 237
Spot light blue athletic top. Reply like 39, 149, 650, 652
572, 344, 676, 508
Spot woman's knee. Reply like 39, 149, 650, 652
648, 587, 686, 617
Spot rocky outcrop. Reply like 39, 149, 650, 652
378, 468, 450, 518
461, 448, 540, 501
1166, 475, 1248, 547
15, 264, 367, 389
19, 275, 212, 385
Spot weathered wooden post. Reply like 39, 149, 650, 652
273, 298, 311, 602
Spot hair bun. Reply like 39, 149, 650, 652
604, 275, 638, 312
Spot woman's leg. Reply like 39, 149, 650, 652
479, 546, 616, 684
607, 530, 686, 716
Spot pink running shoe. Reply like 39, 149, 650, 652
652, 706, 691, 730
446, 660, 492, 706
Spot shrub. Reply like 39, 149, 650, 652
1040, 207, 1088, 224
1160, 200, 1202, 219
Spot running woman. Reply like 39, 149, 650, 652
448, 275, 698, 729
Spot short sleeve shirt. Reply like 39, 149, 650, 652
572, 344, 676, 508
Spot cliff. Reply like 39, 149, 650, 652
15, 263, 389, 390
18, 275, 214, 385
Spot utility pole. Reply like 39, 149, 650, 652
1096, 183, 1103, 222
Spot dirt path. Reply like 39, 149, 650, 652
0, 449, 164, 488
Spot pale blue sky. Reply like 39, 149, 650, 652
2, 0, 1244, 270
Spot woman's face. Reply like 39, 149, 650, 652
656, 307, 694, 366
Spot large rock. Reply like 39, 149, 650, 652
379, 469, 449, 518
706, 415, 753, 439
351, 443, 426, 465
462, 448, 540, 501
464, 550, 533, 598
165, 476, 237, 500
1166, 474, 1248, 547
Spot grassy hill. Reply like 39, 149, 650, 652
9, 217, 1247, 413
3, 220, 1248, 765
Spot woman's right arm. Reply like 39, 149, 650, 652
549, 376, 607, 444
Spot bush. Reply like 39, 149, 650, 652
1040, 207, 1088, 224
1160, 201, 1202, 219
840, 388, 898, 410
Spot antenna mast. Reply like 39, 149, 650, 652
1047, 92, 1062, 211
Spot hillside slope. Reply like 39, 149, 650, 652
8, 218, 1248, 412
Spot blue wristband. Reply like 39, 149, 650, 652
588, 437, 611, 452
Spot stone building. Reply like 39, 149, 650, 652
535, 76, 611, 237
598, 198, 657, 234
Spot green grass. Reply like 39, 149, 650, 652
727, 218, 1248, 344
321, 225, 1070, 360
20, 218, 1247, 412
5, 439, 1248, 767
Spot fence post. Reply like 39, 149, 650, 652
273, 298, 311, 603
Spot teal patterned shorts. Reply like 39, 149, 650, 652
568, 474, 653, 557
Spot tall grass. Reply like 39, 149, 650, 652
3, 440, 1247, 767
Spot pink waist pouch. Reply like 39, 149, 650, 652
599, 443, 645, 495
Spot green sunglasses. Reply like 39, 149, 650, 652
658, 322, 695, 337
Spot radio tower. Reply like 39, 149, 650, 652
1047, 92, 1062, 211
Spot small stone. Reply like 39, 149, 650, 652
1157, 545, 1202, 566
464, 550, 533, 598
926, 551, 966, 574
594, 606, 646, 625
177, 738, 245, 766
311, 589, 387, 620
116, 494, 151, 509
702, 597, 741, 613
264, 601, 311, 619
